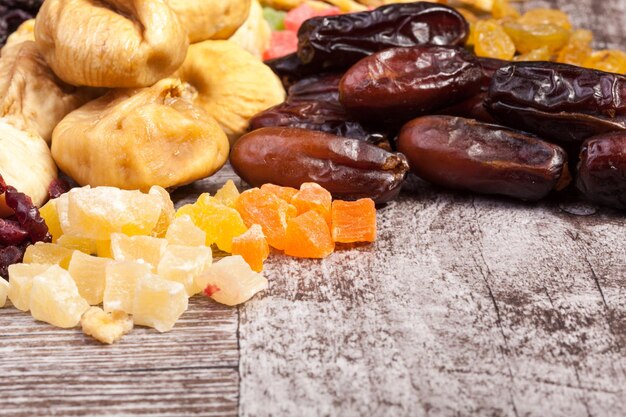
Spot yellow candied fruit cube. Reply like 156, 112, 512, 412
0, 278, 8, 308
110, 233, 168, 270
57, 235, 98, 255
103, 261, 152, 314
7, 263, 52, 311
165, 215, 206, 247
39, 199, 62, 242
176, 196, 247, 253
157, 245, 213, 296
214, 180, 240, 208
64, 186, 162, 239
68, 251, 112, 305
96, 240, 112, 258
149, 185, 175, 238
81, 307, 133, 344
29, 265, 90, 328
197, 255, 268, 306
23, 242, 74, 269
133, 275, 188, 333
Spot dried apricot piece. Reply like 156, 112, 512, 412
235, 188, 297, 250
502, 22, 570, 54
557, 29, 593, 66
284, 211, 334, 259
291, 183, 332, 225
518, 9, 571, 30
583, 50, 626, 74
214, 180, 240, 208
231, 224, 270, 272
260, 183, 299, 203
331, 199, 377, 244
474, 20, 516, 60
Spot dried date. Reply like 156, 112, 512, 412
297, 2, 468, 72
487, 62, 626, 142
230, 127, 409, 203
577, 132, 626, 209
396, 116, 570, 201
339, 46, 484, 124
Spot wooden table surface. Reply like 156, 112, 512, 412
2, 1, 625, 416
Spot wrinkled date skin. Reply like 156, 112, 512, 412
577, 132, 626, 209
487, 62, 626, 142
397, 116, 570, 201
250, 74, 390, 146
265, 53, 322, 88
339, 46, 484, 124
230, 127, 409, 203
297, 2, 468, 72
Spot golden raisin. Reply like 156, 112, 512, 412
491, 0, 520, 20
474, 20, 516, 60
514, 46, 551, 62
557, 29, 593, 66
502, 21, 570, 54
583, 50, 626, 74
518, 9, 572, 30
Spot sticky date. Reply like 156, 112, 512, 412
297, 2, 468, 72
230, 127, 409, 203
577, 132, 626, 209
396, 116, 570, 201
339, 46, 484, 123
487, 62, 626, 142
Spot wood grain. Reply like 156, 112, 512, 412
1, 1, 626, 416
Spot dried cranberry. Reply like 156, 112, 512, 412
0, 245, 25, 279
0, 218, 28, 246
48, 177, 71, 199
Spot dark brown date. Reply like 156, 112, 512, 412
397, 116, 570, 201
250, 73, 390, 146
339, 46, 484, 123
230, 127, 409, 203
487, 62, 626, 142
297, 2, 468, 72
265, 53, 322, 88
577, 132, 626, 209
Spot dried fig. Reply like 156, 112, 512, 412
167, 0, 251, 43
175, 40, 285, 143
229, 0, 270, 58
0, 41, 98, 143
34, 0, 189, 88
51, 79, 229, 191
1, 18, 34, 53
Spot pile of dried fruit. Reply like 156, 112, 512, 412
0, 181, 377, 343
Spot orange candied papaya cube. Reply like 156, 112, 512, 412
284, 211, 334, 259
331, 199, 377, 244
260, 183, 299, 203
235, 188, 297, 250
291, 183, 332, 225
231, 224, 270, 272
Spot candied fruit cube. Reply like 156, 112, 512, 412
149, 185, 175, 238
81, 307, 133, 344
64, 186, 162, 239
176, 196, 247, 253
23, 242, 74, 269
260, 183, 299, 203
291, 182, 332, 225
39, 199, 62, 242
103, 261, 152, 314
198, 255, 268, 306
284, 211, 334, 259
331, 199, 377, 243
231, 224, 269, 272
133, 275, 188, 333
110, 233, 168, 270
7, 263, 52, 311
165, 215, 206, 247
96, 240, 112, 258
29, 265, 90, 328
0, 278, 8, 308
157, 245, 213, 296
236, 188, 297, 250
214, 180, 240, 207
57, 235, 98, 255
68, 251, 112, 305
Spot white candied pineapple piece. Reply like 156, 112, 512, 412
198, 255, 268, 306
7, 263, 52, 311
110, 233, 168, 271
157, 244, 212, 296
132, 275, 188, 333
0, 278, 8, 308
165, 215, 206, 247
103, 261, 152, 314
29, 265, 90, 328
68, 251, 112, 305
